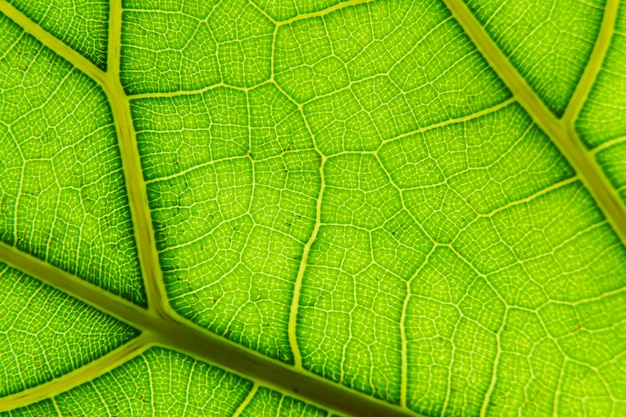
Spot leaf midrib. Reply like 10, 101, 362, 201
442, 0, 626, 247
0, 243, 418, 417
0, 0, 624, 416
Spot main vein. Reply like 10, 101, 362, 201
441, 0, 626, 249
0, 245, 420, 417
106, 0, 169, 314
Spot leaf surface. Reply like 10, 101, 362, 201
1, 0, 626, 416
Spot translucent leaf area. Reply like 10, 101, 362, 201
1, 0, 626, 416
4, 0, 109, 69
0, 263, 137, 397
0, 14, 145, 304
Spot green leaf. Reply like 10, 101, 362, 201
1, 0, 626, 416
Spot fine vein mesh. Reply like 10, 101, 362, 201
463, 0, 605, 115
240, 387, 329, 417
298, 103, 579, 410
131, 0, 510, 366
0, 14, 145, 304
406, 183, 626, 416
4, 0, 109, 69
0, 263, 137, 397
251, 0, 352, 22
132, 83, 319, 363
120, 0, 274, 94
128, 0, 626, 414
576, 1, 626, 212
1, 349, 334, 417
1, 348, 252, 416
1, 0, 626, 415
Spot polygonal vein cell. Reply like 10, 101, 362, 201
132, 83, 320, 363
462, 0, 606, 115
4, 0, 109, 69
0, 14, 145, 304
2, 348, 337, 417
126, 0, 626, 414
0, 263, 137, 397
120, 0, 274, 94
238, 386, 333, 417
3, 0, 626, 416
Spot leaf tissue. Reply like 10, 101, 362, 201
1, 0, 626, 416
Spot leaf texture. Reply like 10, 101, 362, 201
1, 0, 626, 416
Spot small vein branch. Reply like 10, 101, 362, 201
562, 0, 620, 124
287, 103, 327, 369
231, 384, 259, 417
0, 334, 151, 412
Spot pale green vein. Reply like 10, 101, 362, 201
399, 247, 437, 408
232, 384, 259, 417
592, 135, 626, 155
442, 0, 626, 251
478, 308, 508, 417
0, 244, 420, 417
563, 0, 620, 124
276, 0, 375, 26
107, 0, 169, 315
0, 243, 158, 328
288, 102, 327, 369
0, 0, 107, 86
0, 0, 168, 313
0, 334, 151, 412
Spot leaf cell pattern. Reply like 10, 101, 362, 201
0, 264, 137, 398
0, 14, 145, 305
1, 0, 626, 416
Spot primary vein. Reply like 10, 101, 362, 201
442, 0, 626, 251
106, 0, 169, 315
0, 243, 420, 417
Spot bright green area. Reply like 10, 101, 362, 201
577, 1, 626, 213
251, 0, 350, 22
1, 348, 252, 416
463, 0, 605, 116
132, 83, 320, 363
298, 103, 579, 408
275, 0, 509, 113
2, 349, 340, 417
407, 182, 626, 416
240, 387, 328, 417
577, 0, 626, 147
597, 144, 626, 205
1, 0, 626, 416
5, 0, 109, 68
0, 14, 145, 304
120, 0, 274, 94
0, 263, 136, 397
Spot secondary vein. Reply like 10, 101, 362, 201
0, 243, 421, 417
442, 0, 626, 251
562, 0, 620, 124
106, 0, 170, 315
